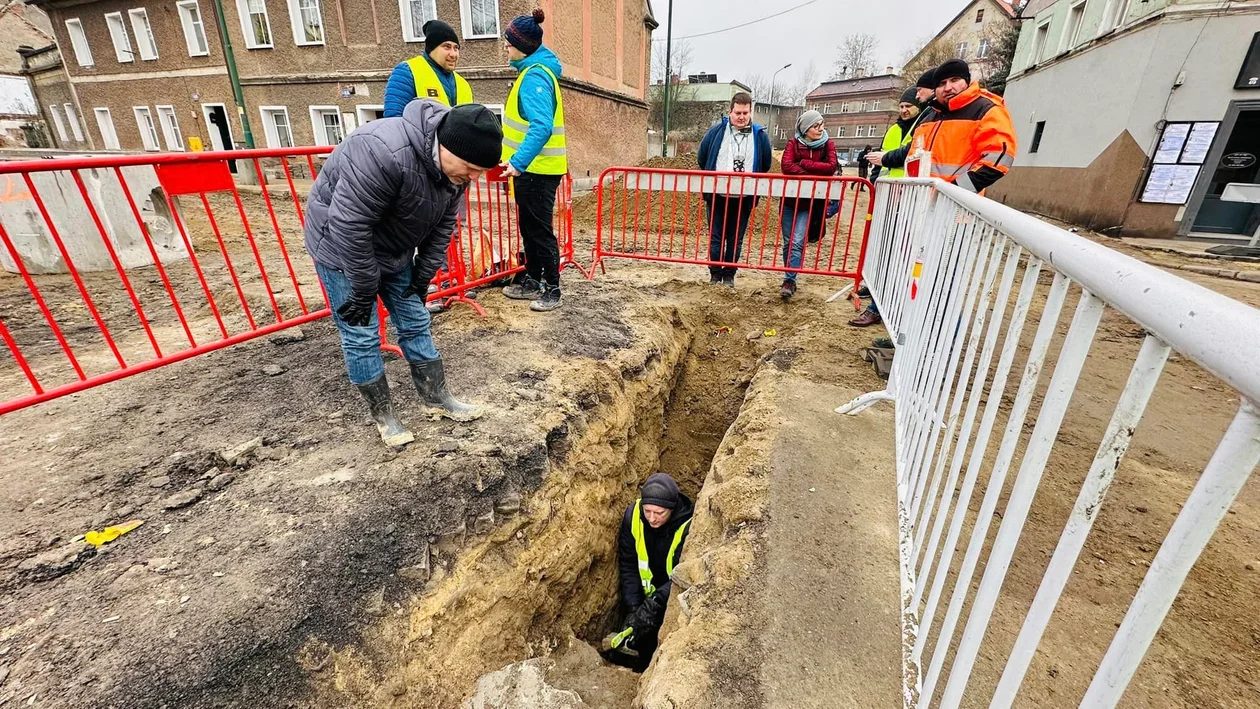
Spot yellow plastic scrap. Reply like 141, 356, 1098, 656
763, 329, 777, 337
84, 519, 145, 547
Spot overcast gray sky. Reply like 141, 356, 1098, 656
651, 0, 973, 87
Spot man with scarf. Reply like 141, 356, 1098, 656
779, 109, 838, 301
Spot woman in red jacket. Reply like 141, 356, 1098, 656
779, 109, 838, 300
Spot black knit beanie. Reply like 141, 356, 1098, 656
424, 20, 459, 54
437, 104, 503, 169
916, 69, 936, 90
900, 86, 920, 106
934, 58, 972, 85
641, 473, 680, 510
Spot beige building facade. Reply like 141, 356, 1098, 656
28, 0, 655, 175
903, 0, 1020, 84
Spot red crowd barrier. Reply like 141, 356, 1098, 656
588, 167, 874, 285
0, 148, 578, 414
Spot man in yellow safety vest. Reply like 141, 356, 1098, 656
604, 473, 694, 670
384, 20, 474, 117
498, 8, 568, 313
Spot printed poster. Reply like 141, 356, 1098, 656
1180, 122, 1219, 164
1154, 123, 1190, 164
1140, 164, 1201, 204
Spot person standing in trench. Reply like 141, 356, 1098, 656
604, 473, 694, 671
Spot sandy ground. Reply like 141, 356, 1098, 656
2, 176, 1260, 708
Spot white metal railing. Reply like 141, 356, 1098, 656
838, 177, 1260, 708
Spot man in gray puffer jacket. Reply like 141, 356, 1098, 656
304, 100, 501, 446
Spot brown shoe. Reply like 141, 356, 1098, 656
848, 308, 883, 328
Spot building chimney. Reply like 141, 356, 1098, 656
855, 67, 866, 78
886, 65, 894, 75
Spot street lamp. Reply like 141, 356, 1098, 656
767, 62, 791, 148
661, 0, 675, 157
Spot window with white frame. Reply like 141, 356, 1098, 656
459, 0, 498, 39
128, 9, 159, 60
155, 105, 183, 150
855, 125, 866, 138
355, 104, 386, 125
105, 12, 133, 63
309, 106, 344, 146
133, 106, 161, 150
835, 125, 846, 138
1062, 1, 1088, 52
177, 1, 210, 56
957, 41, 969, 59
48, 104, 69, 141
288, 0, 325, 45
868, 124, 880, 136
95, 108, 121, 149
238, 0, 274, 48
822, 102, 831, 114
64, 18, 94, 67
978, 38, 991, 59
1031, 20, 1051, 65
1098, 0, 1132, 36
259, 107, 295, 147
63, 103, 85, 141
401, 0, 437, 42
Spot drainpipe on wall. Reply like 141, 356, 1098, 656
210, 0, 255, 148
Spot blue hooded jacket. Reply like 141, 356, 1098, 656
383, 55, 457, 118
697, 117, 772, 174
508, 46, 563, 173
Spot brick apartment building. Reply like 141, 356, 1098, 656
26, 0, 656, 176
804, 71, 902, 164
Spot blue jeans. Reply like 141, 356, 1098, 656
316, 262, 439, 386
780, 209, 810, 283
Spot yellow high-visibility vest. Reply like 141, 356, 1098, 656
880, 122, 913, 179
406, 56, 473, 107
630, 499, 691, 598
501, 64, 567, 175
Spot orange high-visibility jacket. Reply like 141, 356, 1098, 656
910, 82, 1017, 193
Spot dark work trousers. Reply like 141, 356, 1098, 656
513, 172, 563, 288
705, 194, 756, 279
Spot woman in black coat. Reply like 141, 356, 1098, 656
606, 473, 694, 670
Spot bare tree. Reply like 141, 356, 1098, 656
980, 22, 1022, 95
649, 40, 703, 144
901, 34, 957, 86
784, 61, 821, 105
831, 33, 879, 80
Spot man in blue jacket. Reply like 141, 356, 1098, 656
303, 102, 501, 446
383, 20, 472, 117
696, 92, 772, 287
499, 9, 568, 312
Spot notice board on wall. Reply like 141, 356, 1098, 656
1139, 121, 1219, 204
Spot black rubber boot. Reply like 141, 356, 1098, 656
530, 283, 562, 312
409, 358, 482, 421
503, 276, 541, 300
355, 375, 415, 447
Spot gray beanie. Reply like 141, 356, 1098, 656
796, 109, 824, 136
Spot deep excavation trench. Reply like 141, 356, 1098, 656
307, 302, 767, 707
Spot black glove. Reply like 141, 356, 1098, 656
401, 261, 432, 300
630, 593, 666, 635
335, 290, 376, 327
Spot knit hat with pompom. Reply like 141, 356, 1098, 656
505, 8, 546, 55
